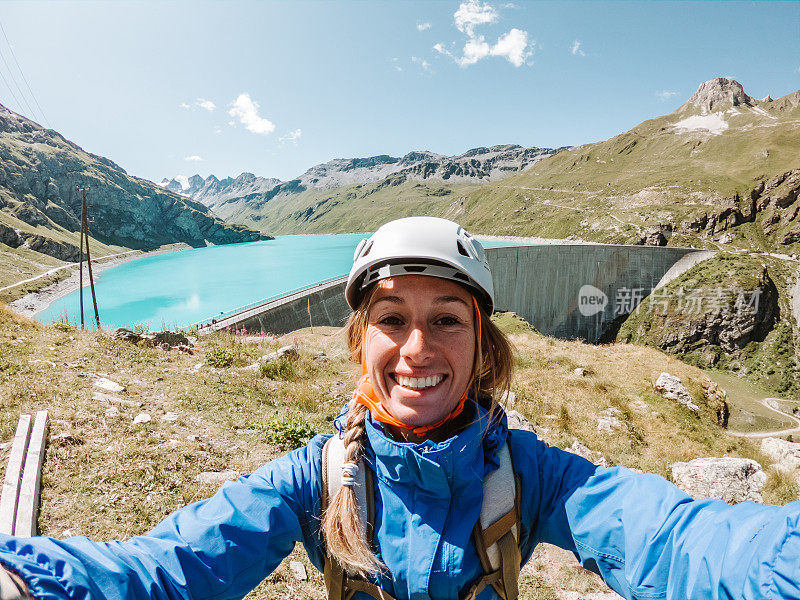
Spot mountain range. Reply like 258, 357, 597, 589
160, 144, 561, 218
0, 104, 268, 267
160, 78, 800, 251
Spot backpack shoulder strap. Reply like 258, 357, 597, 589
321, 434, 376, 600
465, 441, 521, 600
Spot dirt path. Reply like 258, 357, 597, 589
727, 397, 800, 438
0, 250, 139, 293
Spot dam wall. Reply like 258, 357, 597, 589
200, 244, 712, 342
486, 244, 708, 342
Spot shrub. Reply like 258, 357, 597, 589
205, 347, 235, 368
52, 321, 76, 332
264, 414, 316, 451
763, 467, 799, 506
260, 358, 295, 380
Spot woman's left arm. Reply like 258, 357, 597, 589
563, 466, 800, 600
0, 435, 328, 600
513, 430, 800, 600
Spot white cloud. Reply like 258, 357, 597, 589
279, 129, 302, 144
184, 155, 203, 162
417, 21, 432, 31
179, 102, 191, 109
392, 57, 403, 72
571, 40, 585, 57
196, 98, 216, 111
490, 28, 529, 67
455, 0, 498, 36
214, 126, 223, 134
656, 90, 678, 102
436, 1, 532, 68
412, 56, 432, 71
228, 93, 275, 135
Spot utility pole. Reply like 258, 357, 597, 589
78, 186, 85, 329
77, 186, 101, 329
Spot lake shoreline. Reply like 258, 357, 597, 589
9, 244, 190, 321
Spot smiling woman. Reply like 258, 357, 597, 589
365, 276, 477, 431
1, 218, 800, 600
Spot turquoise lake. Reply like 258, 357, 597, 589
36, 235, 520, 330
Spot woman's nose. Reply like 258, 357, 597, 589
401, 326, 434, 362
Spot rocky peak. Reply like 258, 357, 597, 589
188, 174, 204, 188
683, 77, 754, 113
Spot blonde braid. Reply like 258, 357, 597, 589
322, 400, 384, 577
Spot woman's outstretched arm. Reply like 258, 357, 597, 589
513, 430, 800, 600
0, 435, 328, 600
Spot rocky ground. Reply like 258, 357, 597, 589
0, 307, 796, 599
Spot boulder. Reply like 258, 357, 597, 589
506, 410, 535, 432
566, 439, 608, 467
289, 561, 308, 581
259, 345, 299, 364
94, 377, 125, 393
655, 373, 699, 412
761, 437, 800, 473
133, 412, 151, 424
114, 327, 191, 349
671, 457, 766, 503
194, 470, 240, 485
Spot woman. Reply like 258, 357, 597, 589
0, 216, 799, 600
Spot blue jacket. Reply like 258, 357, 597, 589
0, 404, 799, 600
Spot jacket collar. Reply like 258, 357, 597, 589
334, 400, 508, 489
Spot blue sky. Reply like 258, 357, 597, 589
2, 1, 798, 183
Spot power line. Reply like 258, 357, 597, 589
0, 60, 24, 115
0, 42, 36, 121
0, 20, 50, 128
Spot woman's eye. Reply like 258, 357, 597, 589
436, 316, 462, 326
378, 315, 404, 326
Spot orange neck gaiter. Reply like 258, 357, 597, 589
352, 296, 482, 437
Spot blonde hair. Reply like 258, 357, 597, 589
322, 282, 514, 577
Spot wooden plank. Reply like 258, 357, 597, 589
14, 411, 49, 537
0, 415, 32, 535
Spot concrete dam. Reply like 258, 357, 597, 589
199, 244, 712, 343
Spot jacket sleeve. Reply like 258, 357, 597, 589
0, 434, 328, 600
514, 431, 800, 600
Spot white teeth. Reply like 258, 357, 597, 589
396, 374, 443, 389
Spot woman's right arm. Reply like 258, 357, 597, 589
0, 434, 329, 600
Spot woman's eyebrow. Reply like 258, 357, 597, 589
372, 296, 404, 305
434, 296, 470, 307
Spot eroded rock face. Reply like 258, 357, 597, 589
655, 373, 699, 412
671, 457, 766, 503
703, 380, 730, 428
682, 77, 754, 113
0, 103, 269, 262
623, 263, 779, 359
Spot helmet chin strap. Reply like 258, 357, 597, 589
352, 296, 481, 437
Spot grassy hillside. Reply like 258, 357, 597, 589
618, 252, 800, 403
0, 304, 795, 599
0, 104, 268, 293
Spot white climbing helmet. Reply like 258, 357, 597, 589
346, 216, 495, 312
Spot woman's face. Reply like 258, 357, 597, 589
364, 275, 476, 427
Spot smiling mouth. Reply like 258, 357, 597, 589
391, 373, 446, 390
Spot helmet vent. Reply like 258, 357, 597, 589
456, 241, 470, 257
361, 241, 373, 257
453, 272, 469, 282
403, 265, 427, 273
